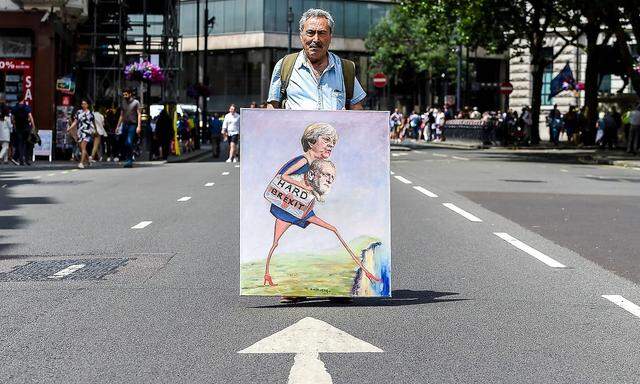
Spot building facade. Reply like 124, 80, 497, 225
0, 0, 86, 133
509, 34, 638, 141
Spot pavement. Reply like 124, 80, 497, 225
1, 147, 640, 383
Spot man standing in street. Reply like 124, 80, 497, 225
267, 8, 366, 110
116, 88, 141, 168
627, 105, 640, 155
11, 97, 36, 165
266, 8, 367, 303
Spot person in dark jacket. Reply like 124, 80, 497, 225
155, 108, 173, 160
209, 113, 223, 158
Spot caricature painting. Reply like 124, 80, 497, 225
240, 110, 391, 297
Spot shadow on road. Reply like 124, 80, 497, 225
250, 289, 467, 308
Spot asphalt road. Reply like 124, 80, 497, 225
1, 148, 639, 383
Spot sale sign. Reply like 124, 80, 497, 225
0, 59, 34, 107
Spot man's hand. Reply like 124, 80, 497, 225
136, 126, 142, 135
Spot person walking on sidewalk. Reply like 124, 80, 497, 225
116, 88, 142, 168
155, 107, 173, 160
209, 112, 222, 159
92, 106, 107, 162
222, 104, 240, 162
67, 99, 96, 169
627, 105, 640, 155
0, 105, 12, 164
11, 97, 36, 165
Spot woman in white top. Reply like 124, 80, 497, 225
91, 108, 107, 161
0, 105, 13, 164
222, 104, 240, 162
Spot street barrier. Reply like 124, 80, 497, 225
442, 119, 492, 147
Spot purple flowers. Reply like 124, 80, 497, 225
124, 59, 165, 84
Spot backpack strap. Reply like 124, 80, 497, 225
279, 53, 299, 108
341, 58, 356, 108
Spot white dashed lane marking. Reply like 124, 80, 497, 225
131, 221, 153, 229
413, 186, 438, 198
1, 184, 6, 188
70, 169, 79, 172
235, 165, 240, 168
393, 175, 412, 184
442, 203, 483, 222
452, 156, 469, 161
433, 153, 448, 158
47, 173, 56, 177
47, 264, 86, 279
222, 172, 230, 176
204, 182, 215, 187
602, 295, 640, 319
177, 196, 192, 202
494, 232, 566, 268
61, 171, 69, 174
390, 171, 395, 175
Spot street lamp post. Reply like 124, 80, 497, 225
456, 43, 462, 112
201, 2, 215, 150
287, 3, 294, 54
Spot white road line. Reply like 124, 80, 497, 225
391, 153, 400, 157
494, 232, 566, 268
234, 165, 240, 168
413, 186, 438, 198
177, 196, 192, 202
1, 184, 7, 188
393, 175, 412, 184
560, 169, 569, 173
222, 172, 230, 175
131, 221, 153, 229
633, 167, 640, 171
47, 264, 86, 279
452, 156, 469, 161
32, 176, 42, 179
602, 295, 640, 319
390, 171, 395, 175
47, 173, 56, 177
433, 153, 448, 158
61, 171, 69, 174
442, 203, 483, 222
204, 182, 215, 187
70, 169, 79, 172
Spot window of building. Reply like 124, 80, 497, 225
599, 74, 611, 93
540, 48, 554, 106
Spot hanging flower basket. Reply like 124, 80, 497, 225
124, 59, 165, 84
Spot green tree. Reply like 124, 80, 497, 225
365, 5, 462, 103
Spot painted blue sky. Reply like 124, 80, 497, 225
240, 109, 390, 263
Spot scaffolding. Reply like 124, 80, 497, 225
78, 0, 181, 106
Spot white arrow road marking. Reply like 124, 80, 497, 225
442, 203, 483, 222
177, 196, 192, 202
413, 186, 438, 198
48, 264, 86, 279
222, 172, 230, 175
602, 295, 640, 319
238, 317, 382, 384
204, 182, 215, 187
393, 175, 412, 184
131, 221, 152, 229
494, 232, 566, 268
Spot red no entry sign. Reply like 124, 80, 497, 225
373, 72, 387, 88
499, 82, 514, 95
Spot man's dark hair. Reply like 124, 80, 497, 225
123, 88, 134, 95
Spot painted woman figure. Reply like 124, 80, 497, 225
263, 122, 381, 286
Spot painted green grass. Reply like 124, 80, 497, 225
241, 235, 380, 297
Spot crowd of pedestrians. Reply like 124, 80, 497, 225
388, 103, 640, 152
